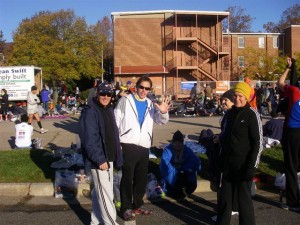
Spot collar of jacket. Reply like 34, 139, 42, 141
232, 102, 249, 112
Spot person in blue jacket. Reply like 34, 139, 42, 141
40, 85, 50, 113
79, 82, 123, 225
160, 130, 201, 199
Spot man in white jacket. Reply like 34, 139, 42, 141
114, 75, 169, 221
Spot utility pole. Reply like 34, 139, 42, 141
101, 46, 104, 82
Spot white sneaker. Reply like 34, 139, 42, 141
40, 128, 48, 134
231, 211, 239, 215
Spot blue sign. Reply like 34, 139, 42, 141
181, 81, 196, 90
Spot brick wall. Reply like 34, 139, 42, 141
114, 17, 164, 66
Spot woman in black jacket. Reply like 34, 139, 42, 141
217, 82, 263, 225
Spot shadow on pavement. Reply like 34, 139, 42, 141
253, 194, 283, 209
63, 198, 91, 225
152, 197, 216, 225
52, 116, 80, 134
8, 136, 15, 149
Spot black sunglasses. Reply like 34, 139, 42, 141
99, 93, 112, 97
139, 85, 151, 91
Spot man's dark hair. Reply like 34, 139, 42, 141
20, 114, 28, 122
136, 75, 153, 89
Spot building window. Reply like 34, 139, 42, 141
238, 56, 244, 67
238, 37, 244, 48
273, 36, 278, 48
259, 37, 265, 48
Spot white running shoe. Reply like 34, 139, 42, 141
40, 128, 48, 134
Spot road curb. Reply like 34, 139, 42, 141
0, 180, 211, 197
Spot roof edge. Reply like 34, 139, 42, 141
111, 10, 229, 16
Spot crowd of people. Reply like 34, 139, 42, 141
182, 78, 282, 119
1, 57, 299, 224
77, 58, 299, 225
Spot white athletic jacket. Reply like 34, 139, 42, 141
114, 94, 169, 148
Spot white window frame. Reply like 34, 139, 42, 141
238, 56, 245, 67
273, 36, 278, 48
259, 37, 265, 48
238, 37, 244, 48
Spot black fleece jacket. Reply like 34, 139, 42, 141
220, 103, 263, 182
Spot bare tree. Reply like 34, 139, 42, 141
224, 6, 255, 32
263, 4, 300, 32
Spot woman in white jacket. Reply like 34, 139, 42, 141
114, 75, 169, 221
27, 86, 48, 134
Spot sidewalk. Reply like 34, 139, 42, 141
0, 115, 279, 206
0, 180, 281, 207
0, 180, 211, 197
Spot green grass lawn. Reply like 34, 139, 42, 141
257, 145, 284, 176
0, 149, 57, 183
0, 145, 284, 183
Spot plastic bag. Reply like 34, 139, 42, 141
274, 172, 300, 191
185, 134, 207, 154
33, 138, 42, 149
146, 173, 165, 200
274, 172, 286, 190
113, 170, 122, 208
54, 169, 78, 198
186, 141, 206, 154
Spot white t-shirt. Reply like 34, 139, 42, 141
15, 122, 33, 148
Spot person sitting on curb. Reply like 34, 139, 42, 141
160, 130, 201, 199
262, 111, 284, 148
15, 114, 33, 149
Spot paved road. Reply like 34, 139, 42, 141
0, 114, 269, 150
0, 193, 299, 225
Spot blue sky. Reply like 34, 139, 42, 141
0, 0, 298, 42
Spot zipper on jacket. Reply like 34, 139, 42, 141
121, 128, 132, 137
147, 132, 152, 141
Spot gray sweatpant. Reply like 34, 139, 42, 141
90, 162, 119, 225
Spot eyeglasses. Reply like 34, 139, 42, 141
99, 93, 112, 97
139, 85, 151, 91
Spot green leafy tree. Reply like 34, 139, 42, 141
263, 4, 300, 32
224, 6, 255, 32
0, 31, 5, 65
6, 10, 105, 85
0, 30, 5, 53
238, 47, 285, 81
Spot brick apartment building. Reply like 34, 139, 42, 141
226, 25, 300, 80
112, 10, 300, 96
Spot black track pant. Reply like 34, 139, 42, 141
217, 179, 255, 225
120, 143, 149, 213
282, 127, 300, 207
